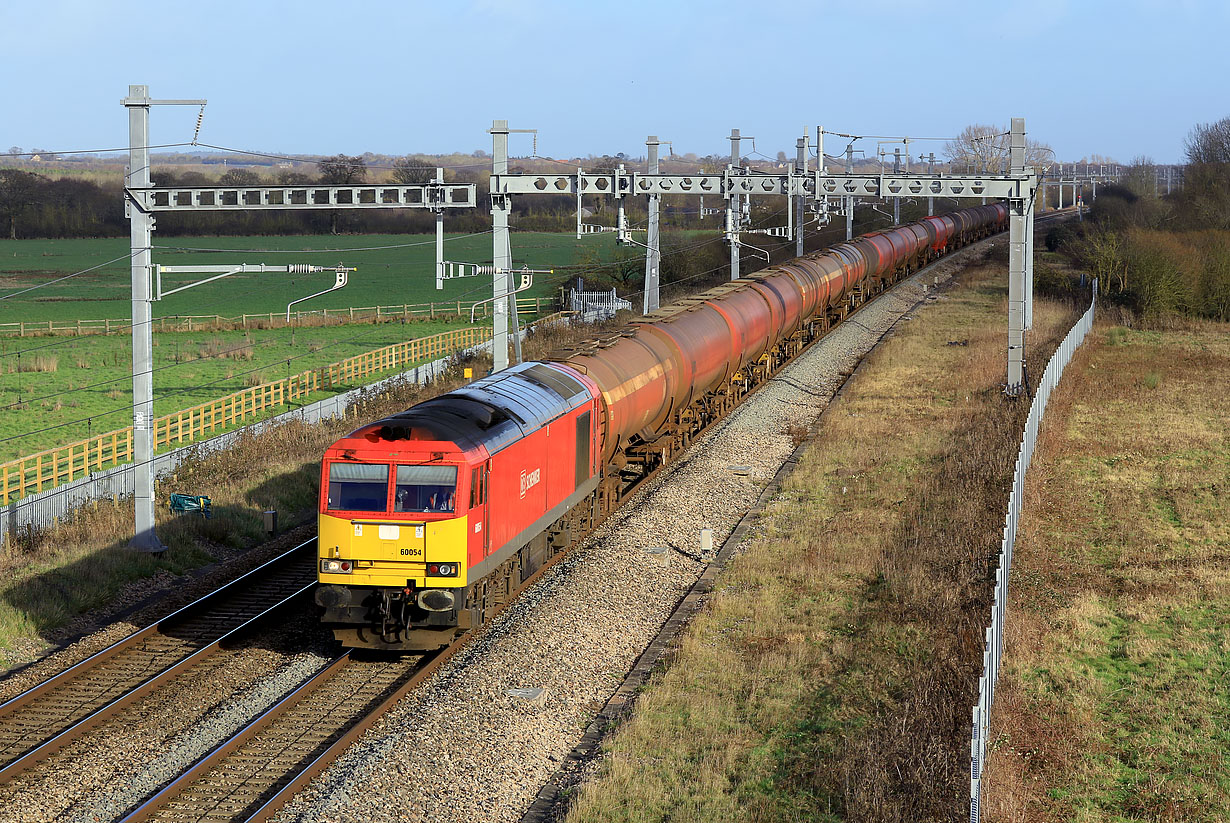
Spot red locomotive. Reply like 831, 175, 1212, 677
316, 203, 1007, 650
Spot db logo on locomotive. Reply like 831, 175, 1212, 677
519, 467, 541, 498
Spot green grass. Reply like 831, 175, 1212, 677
0, 228, 644, 463
0, 538, 218, 650
0, 318, 469, 462
985, 319, 1230, 821
0, 231, 621, 322
1019, 600, 1230, 821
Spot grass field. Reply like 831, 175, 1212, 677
0, 231, 630, 322
985, 321, 1230, 822
0, 228, 643, 463
0, 317, 470, 462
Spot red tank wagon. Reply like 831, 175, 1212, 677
316, 203, 1008, 650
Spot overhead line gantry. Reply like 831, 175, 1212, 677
488, 119, 1039, 395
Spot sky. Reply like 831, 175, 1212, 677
1, 0, 1225, 166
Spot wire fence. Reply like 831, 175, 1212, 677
970, 281, 1097, 821
0, 325, 496, 506
0, 295, 555, 336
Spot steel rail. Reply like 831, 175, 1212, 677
118, 499, 593, 823
0, 538, 317, 778
0, 583, 315, 782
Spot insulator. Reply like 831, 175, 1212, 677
288, 264, 312, 274
192, 105, 205, 146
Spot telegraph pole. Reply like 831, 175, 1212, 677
490, 120, 512, 372
795, 133, 807, 257
728, 128, 741, 280
122, 85, 205, 552
845, 144, 854, 240
644, 136, 662, 313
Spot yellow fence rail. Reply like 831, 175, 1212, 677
0, 325, 494, 505
0, 296, 555, 336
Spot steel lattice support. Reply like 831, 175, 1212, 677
489, 123, 1039, 396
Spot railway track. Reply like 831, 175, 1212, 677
114, 495, 595, 822
100, 227, 996, 823
118, 650, 435, 823
0, 541, 317, 782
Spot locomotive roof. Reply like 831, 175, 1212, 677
364, 361, 592, 455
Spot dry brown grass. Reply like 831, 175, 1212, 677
15, 355, 57, 373
982, 320, 1230, 822
566, 268, 1081, 823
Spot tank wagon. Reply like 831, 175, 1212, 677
316, 202, 1008, 650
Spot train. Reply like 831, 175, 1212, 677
314, 202, 1009, 650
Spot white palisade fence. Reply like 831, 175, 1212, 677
970, 281, 1097, 821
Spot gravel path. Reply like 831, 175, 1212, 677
273, 246, 993, 823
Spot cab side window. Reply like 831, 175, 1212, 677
469, 466, 487, 508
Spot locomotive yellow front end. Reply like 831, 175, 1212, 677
316, 430, 480, 651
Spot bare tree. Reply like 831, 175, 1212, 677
275, 169, 314, 185
944, 124, 1005, 174
391, 156, 434, 184
1181, 115, 1230, 228
944, 123, 1052, 174
317, 154, 367, 184
1125, 155, 1156, 196
0, 169, 45, 239
218, 168, 261, 187
316, 155, 366, 234
1184, 117, 1230, 163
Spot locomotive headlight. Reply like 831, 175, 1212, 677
320, 559, 353, 574
427, 563, 457, 577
